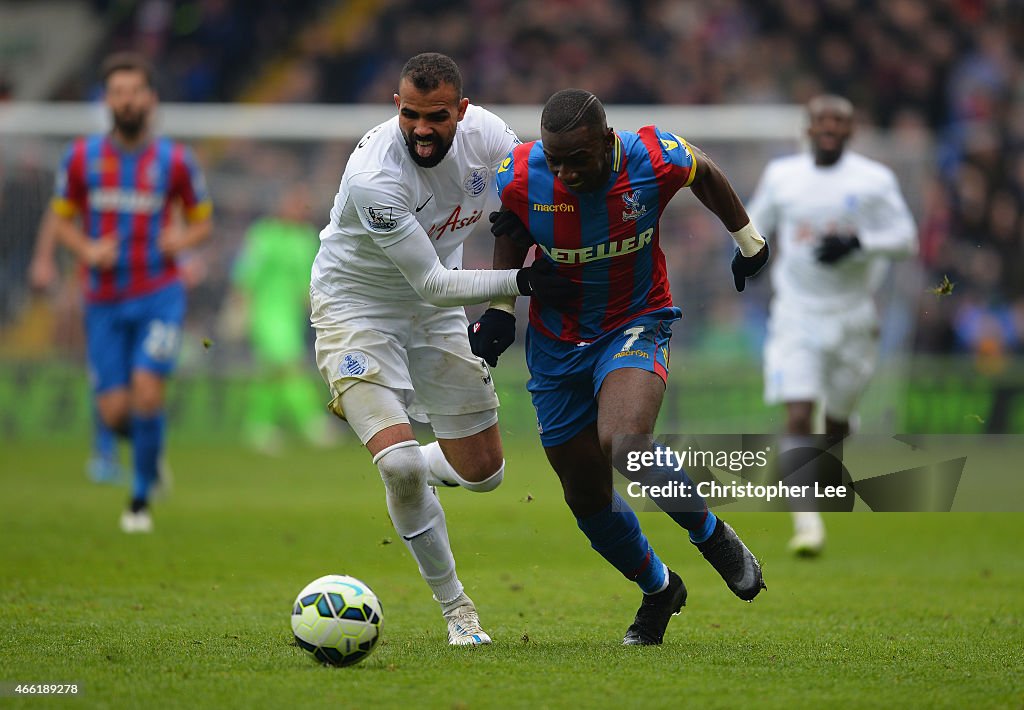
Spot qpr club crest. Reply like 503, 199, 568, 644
339, 352, 369, 377
364, 205, 397, 232
463, 167, 489, 197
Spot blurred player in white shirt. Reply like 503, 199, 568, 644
747, 95, 917, 555
310, 53, 565, 645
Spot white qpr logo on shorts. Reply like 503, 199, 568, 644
339, 352, 369, 377
463, 168, 489, 197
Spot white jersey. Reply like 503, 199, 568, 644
746, 150, 917, 313
311, 104, 520, 303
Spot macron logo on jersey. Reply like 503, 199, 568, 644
539, 227, 653, 265
533, 202, 575, 213
88, 188, 163, 214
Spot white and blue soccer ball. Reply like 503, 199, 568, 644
291, 574, 383, 667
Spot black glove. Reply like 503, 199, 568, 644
468, 308, 516, 367
815, 233, 861, 264
731, 243, 770, 292
489, 210, 535, 249
516, 258, 575, 305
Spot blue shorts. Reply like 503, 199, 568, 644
85, 282, 186, 394
526, 307, 680, 447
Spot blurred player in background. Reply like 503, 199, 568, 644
310, 53, 566, 646
28, 211, 125, 484
470, 89, 768, 646
230, 183, 335, 454
50, 52, 213, 533
747, 95, 917, 556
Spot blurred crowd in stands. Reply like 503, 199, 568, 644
2, 0, 1022, 363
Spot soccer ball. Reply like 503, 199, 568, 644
291, 574, 383, 667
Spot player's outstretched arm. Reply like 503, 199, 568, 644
687, 144, 770, 292
382, 227, 523, 307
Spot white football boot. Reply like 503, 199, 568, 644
443, 595, 492, 646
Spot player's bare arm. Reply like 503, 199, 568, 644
687, 144, 753, 233
157, 215, 213, 257
490, 209, 532, 270
28, 212, 62, 290
686, 143, 770, 292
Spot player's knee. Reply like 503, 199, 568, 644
373, 441, 427, 498
558, 475, 613, 517
786, 404, 815, 434
131, 381, 165, 416
133, 399, 163, 418
787, 414, 814, 434
456, 460, 504, 492
103, 414, 131, 437
97, 397, 131, 434
597, 428, 652, 468
452, 449, 504, 482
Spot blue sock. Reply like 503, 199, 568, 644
131, 413, 164, 503
687, 510, 717, 544
624, 442, 715, 538
92, 406, 117, 461
576, 491, 667, 594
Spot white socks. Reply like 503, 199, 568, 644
373, 442, 463, 604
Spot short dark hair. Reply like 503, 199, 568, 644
101, 51, 155, 89
541, 89, 606, 134
399, 53, 462, 97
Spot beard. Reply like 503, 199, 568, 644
404, 130, 451, 168
113, 109, 147, 140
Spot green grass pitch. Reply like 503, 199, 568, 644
1, 438, 1022, 709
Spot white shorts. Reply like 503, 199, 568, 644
310, 286, 499, 435
763, 300, 879, 420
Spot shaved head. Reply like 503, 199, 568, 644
542, 89, 606, 134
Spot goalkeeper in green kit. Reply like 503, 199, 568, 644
232, 185, 336, 453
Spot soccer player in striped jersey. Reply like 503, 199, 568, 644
50, 52, 213, 533
469, 89, 768, 645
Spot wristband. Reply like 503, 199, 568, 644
489, 295, 517, 315
730, 222, 766, 258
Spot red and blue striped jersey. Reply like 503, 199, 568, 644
52, 134, 212, 303
496, 125, 696, 342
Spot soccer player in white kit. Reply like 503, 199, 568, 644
310, 53, 565, 645
746, 95, 917, 556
